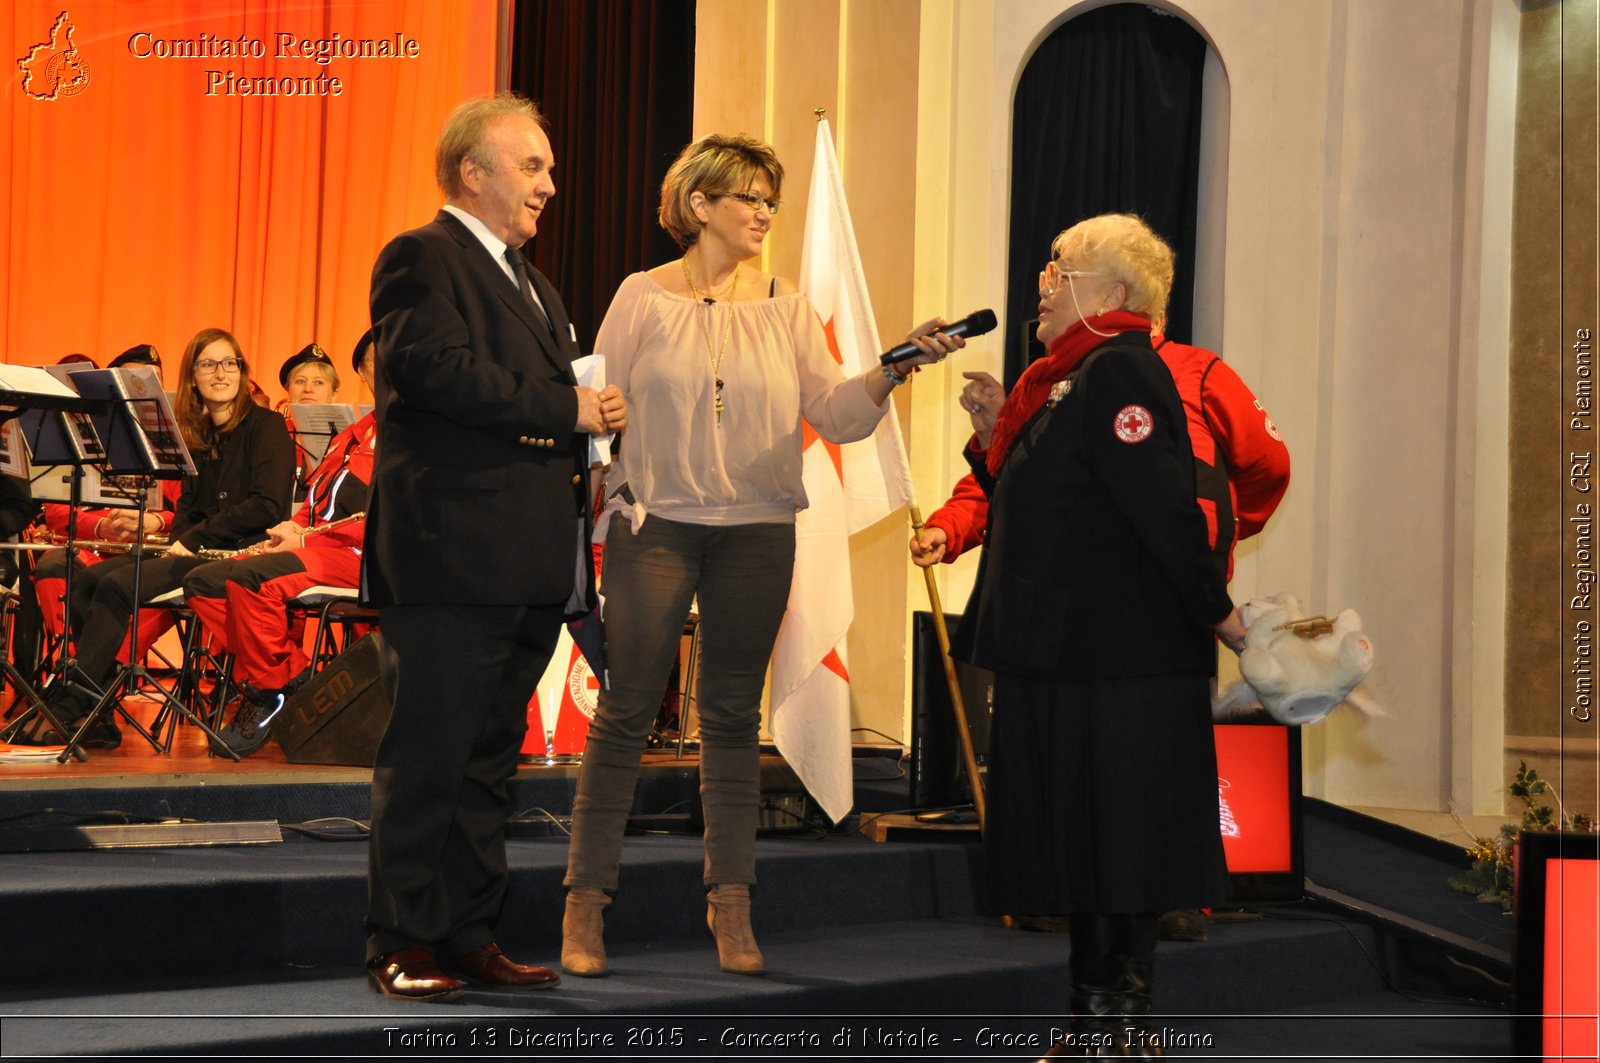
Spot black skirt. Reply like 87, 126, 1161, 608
983, 669, 1228, 916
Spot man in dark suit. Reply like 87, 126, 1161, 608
362, 93, 626, 1001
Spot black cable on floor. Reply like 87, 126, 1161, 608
0, 806, 182, 828
279, 816, 370, 841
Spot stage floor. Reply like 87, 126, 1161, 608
0, 686, 705, 789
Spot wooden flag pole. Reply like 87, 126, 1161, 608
908, 504, 987, 832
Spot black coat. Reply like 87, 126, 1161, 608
954, 334, 1232, 680
363, 210, 592, 610
171, 402, 294, 552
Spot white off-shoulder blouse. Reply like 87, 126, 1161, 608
595, 271, 887, 533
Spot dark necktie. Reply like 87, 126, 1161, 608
505, 247, 554, 336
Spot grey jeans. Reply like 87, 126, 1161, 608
564, 515, 796, 891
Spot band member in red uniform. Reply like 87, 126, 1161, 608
278, 344, 341, 503
184, 332, 378, 756
280, 344, 340, 406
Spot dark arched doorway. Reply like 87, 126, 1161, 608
1005, 3, 1210, 384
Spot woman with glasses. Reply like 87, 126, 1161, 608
945, 214, 1247, 1058
19, 327, 294, 750
560, 134, 960, 978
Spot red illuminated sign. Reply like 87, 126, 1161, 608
1543, 858, 1600, 1061
1214, 724, 1294, 875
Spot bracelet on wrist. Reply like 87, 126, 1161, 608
882, 363, 909, 387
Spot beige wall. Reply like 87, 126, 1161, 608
697, 0, 1530, 815
909, 0, 1519, 814
695, 0, 925, 745
1505, 0, 1599, 803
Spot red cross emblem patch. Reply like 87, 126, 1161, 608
1113, 404, 1154, 443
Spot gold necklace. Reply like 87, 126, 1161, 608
681, 254, 739, 426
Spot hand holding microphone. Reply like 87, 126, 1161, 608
880, 308, 998, 367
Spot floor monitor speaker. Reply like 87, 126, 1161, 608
909, 611, 993, 809
276, 632, 392, 767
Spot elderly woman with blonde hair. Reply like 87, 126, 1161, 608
949, 214, 1246, 1059
559, 133, 961, 979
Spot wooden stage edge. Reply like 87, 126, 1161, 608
0, 690, 709, 790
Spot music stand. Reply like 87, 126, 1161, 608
15, 364, 123, 714
54, 368, 224, 761
0, 372, 107, 760
288, 402, 357, 470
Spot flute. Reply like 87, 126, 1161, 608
197, 511, 366, 561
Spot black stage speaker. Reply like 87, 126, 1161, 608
276, 632, 392, 767
909, 611, 993, 809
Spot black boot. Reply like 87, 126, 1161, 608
9, 683, 94, 746
1037, 915, 1133, 1059
1116, 913, 1164, 1060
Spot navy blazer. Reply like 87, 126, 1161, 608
363, 210, 592, 609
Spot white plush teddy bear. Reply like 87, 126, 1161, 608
1212, 592, 1375, 726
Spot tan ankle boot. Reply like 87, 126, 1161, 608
561, 887, 611, 977
706, 883, 764, 975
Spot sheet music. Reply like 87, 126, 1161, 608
288, 403, 358, 466
26, 463, 158, 508
0, 420, 25, 477
117, 367, 196, 476
16, 367, 106, 464
65, 368, 193, 477
0, 365, 80, 398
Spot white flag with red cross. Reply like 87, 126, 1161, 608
770, 119, 915, 824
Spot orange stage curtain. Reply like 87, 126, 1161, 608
2, 1, 497, 403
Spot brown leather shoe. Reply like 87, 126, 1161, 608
439, 942, 560, 989
366, 948, 465, 1001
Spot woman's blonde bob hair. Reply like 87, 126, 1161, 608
657, 134, 784, 249
1051, 213, 1176, 322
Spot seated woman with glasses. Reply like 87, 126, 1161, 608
941, 214, 1249, 1056
184, 331, 379, 758
559, 133, 961, 979
18, 327, 294, 750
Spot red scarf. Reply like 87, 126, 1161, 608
981, 310, 1152, 477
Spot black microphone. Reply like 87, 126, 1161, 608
879, 308, 998, 366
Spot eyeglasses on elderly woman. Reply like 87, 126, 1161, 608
1039, 260, 1106, 297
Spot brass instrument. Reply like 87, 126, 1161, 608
11, 530, 176, 555
1275, 615, 1337, 639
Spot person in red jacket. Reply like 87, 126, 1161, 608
911, 331, 1289, 577
182, 332, 377, 757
